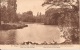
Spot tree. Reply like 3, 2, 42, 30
21, 11, 34, 22
35, 12, 45, 23
42, 0, 79, 44
45, 8, 62, 25
7, 0, 17, 22
0, 0, 7, 25
1, 6, 7, 22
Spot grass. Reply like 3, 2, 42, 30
0, 23, 28, 30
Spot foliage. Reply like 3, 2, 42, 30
21, 11, 34, 22
1, 6, 8, 22
7, 0, 17, 22
0, 0, 18, 23
35, 14, 45, 23
45, 8, 62, 25
42, 0, 79, 44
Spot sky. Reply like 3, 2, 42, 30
17, 0, 46, 15
16, 0, 77, 16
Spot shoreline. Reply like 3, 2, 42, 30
0, 23, 28, 30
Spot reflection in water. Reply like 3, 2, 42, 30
0, 24, 64, 45
0, 30, 16, 44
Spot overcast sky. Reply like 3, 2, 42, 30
17, 0, 46, 15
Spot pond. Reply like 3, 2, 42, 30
0, 23, 65, 44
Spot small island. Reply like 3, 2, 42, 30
0, 23, 28, 30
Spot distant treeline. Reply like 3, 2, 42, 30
17, 11, 45, 23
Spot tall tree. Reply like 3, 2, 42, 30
1, 6, 7, 22
0, 0, 7, 25
7, 0, 17, 22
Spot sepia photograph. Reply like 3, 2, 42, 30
0, 0, 80, 48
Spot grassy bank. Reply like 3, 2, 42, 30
0, 23, 28, 30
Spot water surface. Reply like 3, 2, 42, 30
0, 23, 65, 44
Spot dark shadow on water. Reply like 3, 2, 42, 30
0, 30, 17, 45
0, 24, 28, 45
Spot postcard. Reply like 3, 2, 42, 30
0, 0, 80, 49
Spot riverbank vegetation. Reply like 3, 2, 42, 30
0, 0, 28, 30
42, 0, 79, 44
